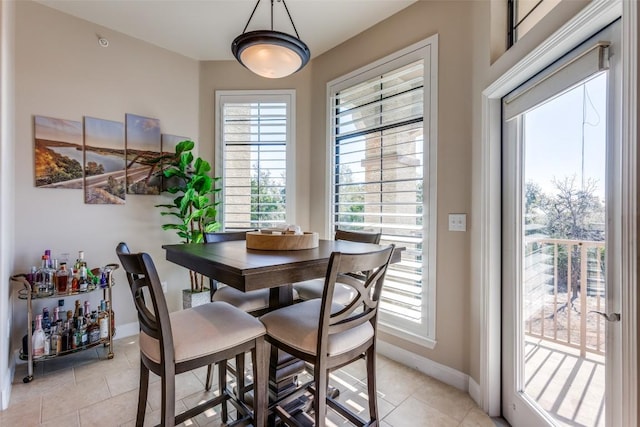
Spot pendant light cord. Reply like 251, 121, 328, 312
240, 0, 301, 39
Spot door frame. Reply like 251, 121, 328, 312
478, 0, 638, 425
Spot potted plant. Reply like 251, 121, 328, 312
155, 140, 221, 308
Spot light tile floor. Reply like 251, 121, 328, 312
1, 336, 500, 427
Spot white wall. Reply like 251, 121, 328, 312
0, 0, 16, 411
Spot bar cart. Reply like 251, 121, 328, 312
10, 263, 118, 383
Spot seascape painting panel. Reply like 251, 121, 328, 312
161, 134, 189, 191
34, 116, 83, 189
126, 113, 162, 195
84, 117, 126, 205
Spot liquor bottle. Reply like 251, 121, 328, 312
77, 314, 88, 347
34, 256, 51, 295
51, 321, 62, 355
74, 300, 81, 318
43, 331, 50, 356
99, 309, 109, 340
69, 318, 77, 349
56, 262, 69, 294
78, 266, 88, 292
32, 314, 46, 358
88, 311, 100, 343
60, 320, 69, 352
42, 307, 51, 334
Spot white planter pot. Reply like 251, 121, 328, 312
182, 289, 210, 309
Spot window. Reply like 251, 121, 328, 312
327, 37, 438, 346
508, 0, 561, 47
216, 91, 296, 229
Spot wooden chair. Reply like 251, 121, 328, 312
293, 229, 382, 305
116, 242, 268, 427
260, 244, 395, 427
205, 230, 273, 315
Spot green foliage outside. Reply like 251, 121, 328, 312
525, 176, 605, 298
250, 169, 286, 228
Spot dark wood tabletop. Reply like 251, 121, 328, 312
163, 239, 401, 294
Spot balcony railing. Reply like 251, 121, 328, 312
524, 238, 606, 357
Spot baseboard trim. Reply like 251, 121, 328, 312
115, 321, 139, 339
468, 376, 481, 406
377, 339, 482, 407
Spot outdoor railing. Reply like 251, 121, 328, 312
524, 238, 606, 357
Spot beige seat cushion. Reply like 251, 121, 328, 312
260, 299, 373, 357
293, 279, 356, 306
139, 301, 265, 364
213, 285, 299, 312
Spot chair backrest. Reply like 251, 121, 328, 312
335, 229, 381, 244
116, 242, 174, 364
204, 230, 256, 293
204, 230, 255, 244
317, 245, 394, 356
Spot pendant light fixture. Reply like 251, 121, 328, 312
232, 0, 310, 79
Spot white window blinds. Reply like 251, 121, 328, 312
330, 46, 436, 341
217, 92, 294, 229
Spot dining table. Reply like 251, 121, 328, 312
162, 238, 402, 404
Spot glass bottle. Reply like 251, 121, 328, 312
78, 313, 88, 347
74, 300, 81, 318
34, 256, 50, 295
56, 262, 69, 294
51, 320, 62, 355
88, 311, 100, 343
32, 314, 46, 358
99, 309, 109, 340
42, 307, 51, 334
78, 266, 88, 292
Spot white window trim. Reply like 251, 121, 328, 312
325, 35, 439, 348
215, 90, 297, 227
479, 0, 637, 423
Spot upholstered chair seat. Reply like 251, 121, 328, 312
261, 300, 373, 356
212, 285, 299, 313
139, 301, 265, 364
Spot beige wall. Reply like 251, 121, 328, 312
6, 0, 622, 402
198, 61, 312, 230
309, 1, 474, 374
12, 1, 200, 347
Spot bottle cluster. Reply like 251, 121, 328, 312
27, 250, 109, 296
30, 299, 112, 358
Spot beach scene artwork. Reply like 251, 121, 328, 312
126, 113, 162, 195
34, 116, 84, 189
83, 116, 126, 205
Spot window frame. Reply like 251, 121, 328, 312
325, 36, 439, 348
215, 90, 297, 229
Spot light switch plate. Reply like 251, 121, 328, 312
448, 213, 467, 232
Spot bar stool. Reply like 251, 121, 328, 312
261, 244, 395, 426
116, 242, 268, 427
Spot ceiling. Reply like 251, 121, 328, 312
36, 0, 417, 61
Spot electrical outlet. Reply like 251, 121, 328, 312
161, 281, 168, 293
448, 213, 467, 232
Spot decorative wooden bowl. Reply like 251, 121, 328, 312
246, 231, 319, 251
